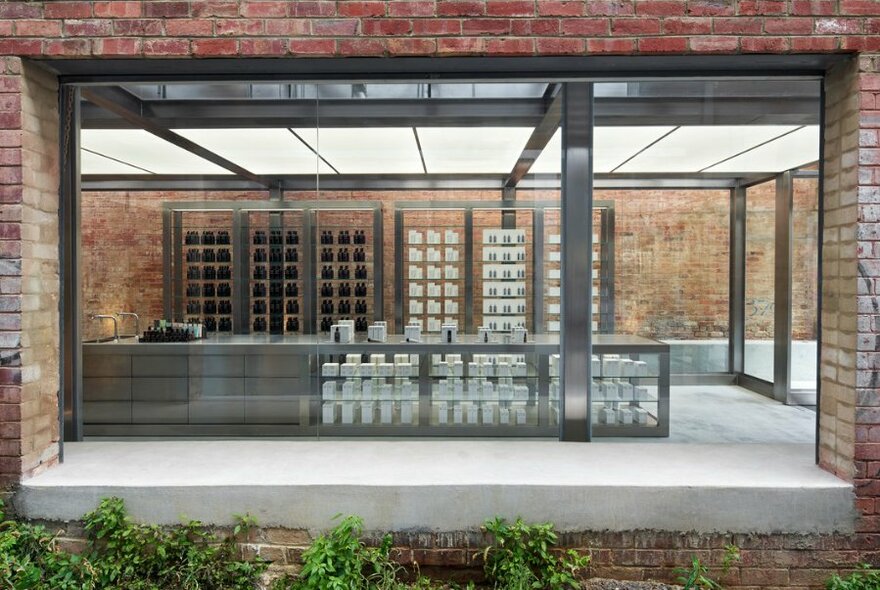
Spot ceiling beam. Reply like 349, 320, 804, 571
81, 86, 269, 187
505, 85, 562, 188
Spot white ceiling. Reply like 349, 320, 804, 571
80, 124, 820, 177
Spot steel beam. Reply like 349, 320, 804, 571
81, 86, 268, 186
774, 171, 794, 403
506, 86, 562, 188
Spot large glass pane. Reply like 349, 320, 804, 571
744, 179, 777, 382
792, 174, 820, 391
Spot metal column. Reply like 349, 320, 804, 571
560, 82, 593, 442
774, 171, 794, 403
60, 86, 82, 444
729, 185, 746, 375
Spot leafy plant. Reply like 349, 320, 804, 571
675, 545, 740, 590
827, 564, 880, 590
272, 514, 419, 590
481, 517, 590, 590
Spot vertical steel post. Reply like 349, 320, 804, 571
774, 171, 794, 403
729, 186, 746, 375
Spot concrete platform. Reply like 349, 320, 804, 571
16, 441, 855, 535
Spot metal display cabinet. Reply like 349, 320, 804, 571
164, 201, 383, 335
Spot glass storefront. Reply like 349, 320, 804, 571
75, 76, 822, 439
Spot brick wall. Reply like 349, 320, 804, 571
0, 58, 60, 486
0, 1, 878, 58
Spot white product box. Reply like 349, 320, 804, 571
427, 283, 441, 297
377, 363, 395, 378
427, 248, 441, 262
548, 303, 561, 314
331, 324, 354, 344
512, 326, 528, 343
634, 386, 650, 401
496, 362, 511, 377
396, 363, 413, 377
427, 230, 441, 244
445, 230, 459, 244
548, 286, 561, 297
427, 317, 442, 332
401, 380, 416, 399
409, 248, 422, 262
592, 356, 601, 375
620, 359, 635, 377
380, 383, 393, 398
548, 321, 561, 332
480, 404, 495, 425
322, 402, 337, 424
340, 363, 359, 377
394, 354, 409, 365
452, 405, 463, 424
483, 229, 499, 244
602, 356, 621, 375
617, 381, 634, 401
514, 385, 529, 401
361, 401, 375, 424
466, 404, 479, 425
345, 354, 360, 364
341, 401, 355, 424
437, 380, 448, 398
618, 407, 633, 425
478, 327, 492, 343
322, 381, 336, 401
445, 265, 458, 279
409, 300, 424, 315
468, 362, 480, 377
367, 322, 387, 343
427, 265, 441, 279
322, 363, 339, 377
499, 407, 510, 425
515, 407, 527, 425
341, 380, 355, 400
408, 230, 423, 244
437, 401, 448, 424
441, 324, 457, 343
444, 283, 458, 297
427, 300, 441, 315
634, 407, 649, 425
482, 381, 495, 397
361, 379, 373, 399
548, 269, 561, 280
453, 379, 464, 397
452, 360, 464, 377
549, 251, 561, 262
603, 380, 619, 401
359, 363, 376, 378
499, 383, 513, 401
401, 400, 415, 424
380, 400, 393, 424
408, 266, 423, 280
409, 283, 423, 297
549, 354, 560, 377
405, 324, 421, 342
599, 407, 616, 425
549, 233, 561, 244
371, 354, 385, 365
445, 247, 458, 261
513, 362, 527, 377
444, 300, 458, 314
435, 362, 449, 377
634, 361, 649, 376
550, 380, 559, 401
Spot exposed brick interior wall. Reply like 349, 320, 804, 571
0, 58, 60, 486
0, 1, 878, 57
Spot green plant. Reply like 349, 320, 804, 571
675, 545, 740, 590
272, 514, 419, 590
481, 517, 590, 590
827, 564, 880, 590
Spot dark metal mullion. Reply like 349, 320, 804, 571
80, 86, 268, 186
560, 82, 593, 442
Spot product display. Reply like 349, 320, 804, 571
182, 228, 234, 332
247, 212, 304, 334
480, 228, 529, 333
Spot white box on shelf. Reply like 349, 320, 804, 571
426, 248, 440, 262
549, 251, 561, 262
404, 324, 421, 342
548, 286, 561, 297
592, 356, 601, 375
482, 229, 498, 245
437, 380, 448, 398
618, 407, 633, 425
401, 400, 415, 424
426, 300, 440, 315
513, 362, 527, 377
322, 381, 336, 401
427, 282, 441, 297
367, 323, 387, 343
322, 363, 339, 377
380, 400, 393, 424
408, 283, 423, 298
427, 266, 441, 279
362, 379, 373, 399
482, 381, 495, 397
602, 356, 621, 375
370, 354, 385, 365
452, 360, 464, 377
437, 401, 448, 424
331, 324, 353, 344
394, 354, 409, 365
408, 266, 423, 280
599, 407, 616, 425
548, 233, 561, 244
444, 300, 458, 314
395, 363, 413, 378
547, 303, 561, 315
444, 283, 458, 297
427, 230, 441, 244
499, 407, 510, 425
409, 248, 422, 262
512, 326, 528, 343
445, 247, 458, 262
481, 404, 496, 425
499, 383, 513, 401
453, 405, 463, 424
477, 327, 492, 343
515, 407, 527, 425
445, 230, 459, 244
634, 386, 651, 401
340, 363, 359, 378
603, 380, 619, 401
445, 265, 458, 279
441, 324, 458, 343
408, 230, 423, 244
377, 363, 395, 378
549, 354, 560, 377
345, 354, 360, 364
322, 402, 337, 424
466, 404, 479, 425
548, 321, 560, 332
361, 401, 375, 424
617, 381, 634, 401
467, 362, 480, 377
427, 317, 442, 332
341, 401, 355, 424
341, 380, 355, 400
634, 361, 649, 376
514, 385, 529, 401
409, 300, 424, 315
548, 269, 561, 279
453, 379, 464, 397
620, 359, 635, 376
635, 407, 649, 425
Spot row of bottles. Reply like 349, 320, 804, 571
253, 229, 299, 245
187, 266, 231, 280
319, 316, 370, 332
253, 247, 299, 263
319, 247, 367, 262
319, 265, 369, 280
186, 248, 232, 263
185, 230, 231, 245
320, 300, 368, 314
320, 230, 366, 245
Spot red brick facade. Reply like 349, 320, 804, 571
0, 1, 879, 587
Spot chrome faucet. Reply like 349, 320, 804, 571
89, 314, 118, 342
115, 312, 140, 338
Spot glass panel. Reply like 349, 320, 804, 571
792, 175, 820, 391
744, 179, 777, 382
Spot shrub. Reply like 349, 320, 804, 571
827, 565, 880, 590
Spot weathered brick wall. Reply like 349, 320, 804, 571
0, 0, 878, 57
0, 58, 60, 486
